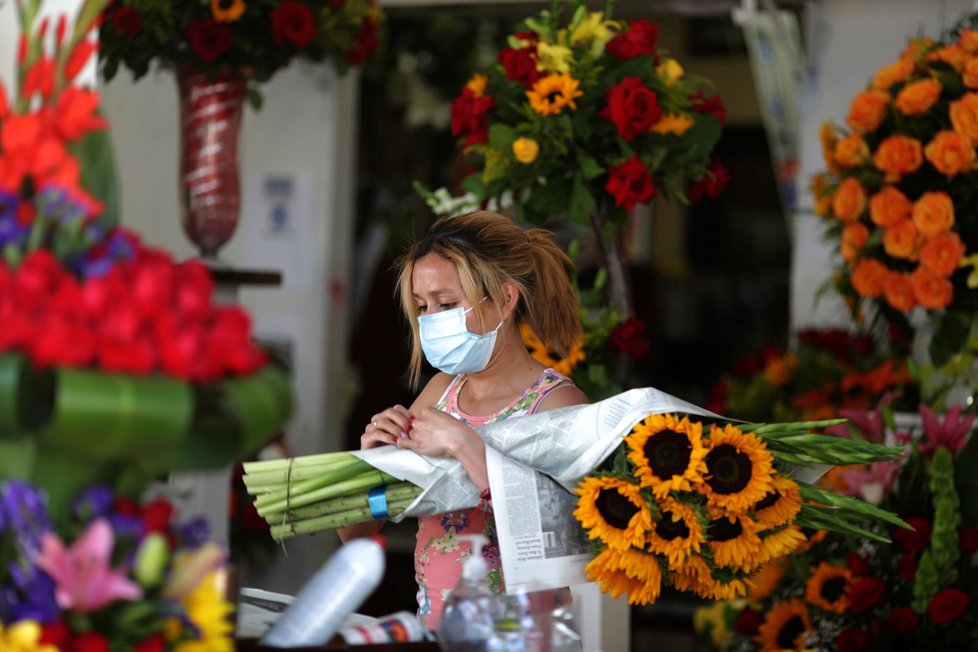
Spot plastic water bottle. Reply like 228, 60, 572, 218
260, 535, 386, 648
438, 534, 501, 652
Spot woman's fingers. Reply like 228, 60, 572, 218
369, 404, 414, 437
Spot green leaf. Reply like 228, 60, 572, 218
488, 123, 518, 152
246, 88, 264, 111
460, 173, 486, 199
70, 126, 119, 231
617, 55, 656, 79
929, 312, 970, 367
527, 177, 572, 215
568, 174, 596, 223
578, 155, 604, 180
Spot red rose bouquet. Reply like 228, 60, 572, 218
98, 0, 381, 88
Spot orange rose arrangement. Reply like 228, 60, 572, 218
813, 22, 978, 366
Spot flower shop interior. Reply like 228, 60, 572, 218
1, 0, 977, 651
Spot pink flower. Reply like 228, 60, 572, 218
34, 518, 142, 612
917, 403, 973, 455
838, 460, 901, 504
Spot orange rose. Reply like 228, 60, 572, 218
926, 45, 968, 71
882, 271, 916, 312
811, 173, 832, 217
850, 259, 889, 298
869, 186, 912, 227
872, 135, 923, 180
841, 222, 870, 261
911, 191, 955, 237
846, 90, 889, 133
833, 133, 870, 167
893, 78, 942, 115
924, 130, 975, 176
820, 122, 839, 172
911, 266, 953, 310
919, 231, 967, 277
882, 219, 921, 260
949, 92, 978, 143
832, 177, 867, 222
872, 58, 915, 90
964, 58, 978, 89
901, 37, 935, 61
959, 29, 978, 53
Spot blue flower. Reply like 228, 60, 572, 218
72, 485, 115, 521
179, 516, 211, 547
0, 481, 51, 555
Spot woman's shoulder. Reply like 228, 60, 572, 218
533, 368, 588, 412
410, 372, 459, 412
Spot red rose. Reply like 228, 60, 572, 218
31, 310, 96, 369
39, 620, 70, 646
158, 322, 208, 381
110, 7, 142, 35
271, 1, 316, 48
71, 632, 110, 652
99, 336, 156, 375
896, 553, 918, 581
894, 517, 931, 553
928, 588, 970, 624
173, 261, 213, 319
141, 497, 174, 533
605, 19, 658, 59
733, 608, 763, 635
689, 91, 727, 124
886, 607, 919, 634
498, 46, 542, 86
450, 88, 495, 146
605, 154, 655, 210
609, 316, 651, 360
835, 627, 870, 652
960, 527, 978, 554
601, 77, 661, 141
846, 552, 870, 576
132, 636, 167, 652
346, 18, 378, 66
848, 577, 885, 613
186, 19, 233, 62
15, 250, 66, 301
130, 251, 175, 319
689, 158, 730, 203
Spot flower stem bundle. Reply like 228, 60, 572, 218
242, 453, 422, 540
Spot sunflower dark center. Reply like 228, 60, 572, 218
595, 488, 639, 530
218, 0, 235, 8
655, 510, 690, 540
644, 430, 692, 479
776, 616, 804, 649
705, 444, 752, 494
753, 490, 780, 511
708, 516, 743, 542
820, 576, 847, 603
545, 90, 563, 104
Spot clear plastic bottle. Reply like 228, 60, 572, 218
260, 535, 386, 648
438, 534, 501, 652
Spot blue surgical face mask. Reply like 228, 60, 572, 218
418, 303, 503, 375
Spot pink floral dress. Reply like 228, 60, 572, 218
414, 368, 573, 630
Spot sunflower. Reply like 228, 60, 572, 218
211, 0, 245, 22
168, 571, 234, 652
747, 559, 786, 601
751, 475, 802, 528
584, 547, 663, 605
574, 476, 651, 550
625, 413, 708, 498
757, 525, 806, 564
527, 73, 584, 116
646, 497, 706, 568
805, 562, 851, 614
671, 556, 751, 600
793, 527, 828, 554
696, 423, 774, 514
705, 509, 763, 572
755, 598, 811, 652
520, 323, 585, 376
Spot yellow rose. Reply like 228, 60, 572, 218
656, 58, 684, 86
649, 113, 694, 135
512, 137, 540, 164
465, 73, 488, 98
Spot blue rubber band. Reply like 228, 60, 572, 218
368, 485, 389, 519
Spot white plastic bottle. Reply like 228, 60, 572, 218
438, 534, 501, 652
260, 535, 386, 648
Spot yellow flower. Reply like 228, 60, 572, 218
751, 475, 802, 528
583, 547, 663, 605
757, 525, 806, 564
526, 73, 583, 115
747, 559, 786, 601
656, 58, 684, 86
512, 137, 540, 164
649, 113, 694, 135
692, 601, 732, 648
211, 0, 245, 22
569, 11, 619, 55
519, 323, 584, 375
625, 413, 708, 499
756, 598, 811, 652
671, 556, 751, 600
696, 423, 775, 514
169, 570, 234, 652
573, 476, 652, 551
465, 73, 488, 98
535, 40, 574, 74
646, 497, 705, 568
0, 621, 57, 652
705, 508, 763, 572
805, 562, 851, 614
961, 253, 978, 288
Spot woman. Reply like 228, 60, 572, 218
339, 210, 588, 630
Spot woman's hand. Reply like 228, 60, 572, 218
361, 404, 414, 449
396, 407, 479, 459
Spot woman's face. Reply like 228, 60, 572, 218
411, 253, 486, 332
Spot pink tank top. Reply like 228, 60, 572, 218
413, 368, 573, 630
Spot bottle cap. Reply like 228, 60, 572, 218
459, 534, 489, 583
369, 533, 388, 550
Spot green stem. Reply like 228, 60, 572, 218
272, 482, 421, 521
255, 471, 398, 516
269, 496, 417, 540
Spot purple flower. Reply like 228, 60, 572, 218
0, 211, 29, 248
72, 485, 115, 522
36, 186, 87, 225
6, 572, 58, 624
179, 516, 211, 548
440, 512, 470, 533
1, 481, 52, 555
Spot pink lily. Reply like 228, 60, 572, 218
826, 393, 897, 443
917, 403, 974, 455
34, 518, 142, 612
838, 460, 902, 505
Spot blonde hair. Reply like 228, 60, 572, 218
396, 211, 581, 388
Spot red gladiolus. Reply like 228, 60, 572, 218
928, 588, 970, 624
689, 91, 727, 124
187, 19, 233, 61
605, 154, 655, 211
110, 7, 143, 35
848, 577, 885, 613
836, 627, 870, 652
498, 46, 542, 86
605, 19, 658, 59
271, 1, 317, 48
65, 39, 97, 83
689, 158, 730, 203
54, 87, 108, 141
733, 608, 763, 635
886, 607, 919, 634
601, 77, 661, 141
894, 517, 931, 553
22, 57, 56, 100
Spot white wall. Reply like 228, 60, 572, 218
792, 0, 974, 329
